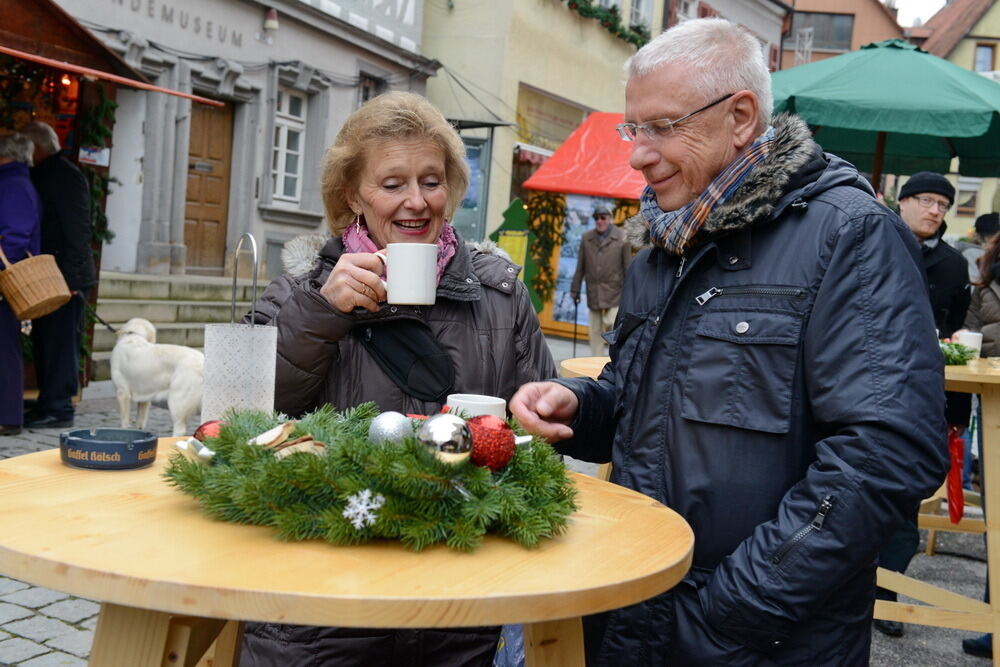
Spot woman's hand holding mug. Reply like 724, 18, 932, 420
322, 251, 387, 313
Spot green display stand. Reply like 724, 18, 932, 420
491, 198, 542, 312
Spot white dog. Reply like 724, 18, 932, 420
110, 318, 204, 436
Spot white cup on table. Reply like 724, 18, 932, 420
955, 331, 983, 358
446, 394, 507, 419
384, 243, 437, 305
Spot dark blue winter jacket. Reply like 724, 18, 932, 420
554, 115, 948, 666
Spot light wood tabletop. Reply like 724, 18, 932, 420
559, 356, 611, 379
0, 438, 693, 666
874, 361, 1000, 663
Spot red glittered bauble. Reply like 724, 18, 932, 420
193, 419, 224, 440
468, 415, 516, 471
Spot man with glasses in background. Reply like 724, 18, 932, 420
570, 205, 632, 356
874, 171, 970, 638
897, 172, 969, 340
511, 17, 946, 664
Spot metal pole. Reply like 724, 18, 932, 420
573, 298, 579, 358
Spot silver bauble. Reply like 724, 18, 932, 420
368, 411, 414, 444
416, 413, 471, 463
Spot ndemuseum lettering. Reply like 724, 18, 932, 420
110, 0, 243, 47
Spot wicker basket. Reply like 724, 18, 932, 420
0, 244, 71, 320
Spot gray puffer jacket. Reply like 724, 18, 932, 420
248, 233, 556, 416
240, 232, 556, 666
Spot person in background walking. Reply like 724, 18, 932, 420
954, 212, 1000, 284
958, 230, 1000, 659
874, 171, 969, 638
0, 132, 41, 436
570, 205, 632, 356
19, 121, 96, 429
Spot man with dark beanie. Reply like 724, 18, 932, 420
874, 171, 969, 637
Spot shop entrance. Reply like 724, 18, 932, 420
184, 101, 233, 275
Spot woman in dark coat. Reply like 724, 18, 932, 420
965, 233, 1000, 355
240, 92, 556, 666
0, 132, 41, 435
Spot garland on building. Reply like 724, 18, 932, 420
525, 191, 567, 305
163, 404, 578, 552
78, 84, 118, 245
563, 0, 651, 48
613, 198, 640, 224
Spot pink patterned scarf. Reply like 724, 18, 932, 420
342, 219, 458, 283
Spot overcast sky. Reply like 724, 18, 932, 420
893, 0, 947, 27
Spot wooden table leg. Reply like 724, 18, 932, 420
979, 385, 1000, 664
197, 621, 244, 667
89, 602, 230, 667
524, 617, 585, 667
89, 603, 173, 667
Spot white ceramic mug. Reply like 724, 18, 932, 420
446, 393, 507, 419
385, 243, 437, 305
956, 331, 984, 358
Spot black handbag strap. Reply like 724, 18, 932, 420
353, 319, 455, 403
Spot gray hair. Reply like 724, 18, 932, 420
21, 121, 61, 158
626, 18, 773, 129
0, 132, 35, 165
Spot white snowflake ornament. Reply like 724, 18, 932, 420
342, 489, 386, 530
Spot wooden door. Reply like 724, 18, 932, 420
184, 102, 233, 275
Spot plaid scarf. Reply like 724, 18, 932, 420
640, 126, 775, 255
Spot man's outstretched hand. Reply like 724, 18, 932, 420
509, 382, 579, 442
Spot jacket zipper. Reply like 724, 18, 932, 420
676, 256, 686, 278
770, 495, 835, 565
695, 285, 806, 306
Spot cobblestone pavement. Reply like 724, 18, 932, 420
0, 337, 990, 665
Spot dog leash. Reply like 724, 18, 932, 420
76, 292, 118, 334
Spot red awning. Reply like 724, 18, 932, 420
0, 44, 224, 107
522, 112, 647, 200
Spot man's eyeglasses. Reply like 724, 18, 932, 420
616, 93, 735, 142
912, 195, 951, 213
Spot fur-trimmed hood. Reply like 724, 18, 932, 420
625, 114, 872, 248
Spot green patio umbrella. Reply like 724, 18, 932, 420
771, 39, 1000, 183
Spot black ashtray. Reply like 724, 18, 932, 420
59, 428, 158, 470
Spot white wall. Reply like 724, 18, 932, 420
102, 89, 145, 273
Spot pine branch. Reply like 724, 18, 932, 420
162, 408, 578, 552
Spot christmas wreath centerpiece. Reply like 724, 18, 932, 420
940, 341, 977, 365
163, 404, 578, 552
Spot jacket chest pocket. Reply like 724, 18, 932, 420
604, 311, 651, 414
681, 307, 803, 434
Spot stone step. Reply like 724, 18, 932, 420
98, 270, 263, 303
94, 299, 252, 325
92, 321, 208, 353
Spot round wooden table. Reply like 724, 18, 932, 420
0, 439, 693, 666
559, 356, 611, 379
875, 360, 1000, 662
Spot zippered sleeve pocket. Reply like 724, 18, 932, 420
770, 495, 836, 566
681, 307, 804, 434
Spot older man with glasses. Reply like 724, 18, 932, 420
873, 171, 970, 639
570, 205, 632, 356
511, 17, 946, 665
896, 171, 969, 340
